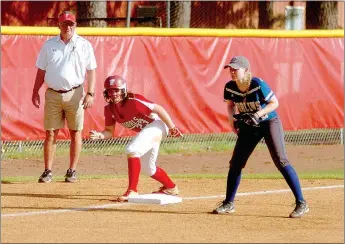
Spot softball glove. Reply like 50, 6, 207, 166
234, 113, 261, 127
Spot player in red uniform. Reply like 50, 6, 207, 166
89, 75, 183, 202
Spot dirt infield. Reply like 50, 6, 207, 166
1, 145, 344, 243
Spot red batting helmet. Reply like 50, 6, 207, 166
103, 75, 127, 104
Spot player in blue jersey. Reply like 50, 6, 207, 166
212, 56, 309, 218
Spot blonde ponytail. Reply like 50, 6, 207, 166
243, 71, 252, 85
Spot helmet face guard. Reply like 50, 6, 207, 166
103, 75, 127, 104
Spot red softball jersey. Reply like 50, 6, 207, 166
104, 93, 160, 132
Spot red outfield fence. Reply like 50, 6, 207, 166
1, 28, 344, 141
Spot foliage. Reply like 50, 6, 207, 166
306, 1, 339, 29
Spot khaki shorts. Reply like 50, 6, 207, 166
44, 86, 84, 131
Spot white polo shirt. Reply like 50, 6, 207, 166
36, 33, 97, 91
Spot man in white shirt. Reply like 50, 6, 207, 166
32, 11, 97, 183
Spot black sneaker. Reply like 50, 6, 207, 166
289, 200, 309, 218
212, 201, 235, 214
64, 168, 77, 183
38, 169, 52, 183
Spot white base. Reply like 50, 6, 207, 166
128, 193, 182, 205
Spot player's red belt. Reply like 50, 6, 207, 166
49, 84, 81, 93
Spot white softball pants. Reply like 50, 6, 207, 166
125, 120, 168, 176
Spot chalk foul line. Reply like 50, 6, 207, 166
1, 184, 343, 218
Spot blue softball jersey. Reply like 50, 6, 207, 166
223, 77, 278, 121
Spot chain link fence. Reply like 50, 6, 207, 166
145, 1, 260, 28
1, 128, 343, 159
137, 1, 343, 29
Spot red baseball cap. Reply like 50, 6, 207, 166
58, 11, 76, 23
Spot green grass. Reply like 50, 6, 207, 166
160, 141, 237, 154
172, 170, 344, 180
3, 140, 267, 159
1, 169, 343, 184
3, 128, 342, 159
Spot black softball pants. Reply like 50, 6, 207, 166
230, 116, 289, 170
226, 116, 305, 203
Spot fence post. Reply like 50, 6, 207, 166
126, 1, 132, 28
285, 6, 305, 30
166, 0, 171, 28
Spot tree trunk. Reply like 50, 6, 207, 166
306, 2, 338, 29
170, 1, 191, 28
258, 1, 274, 29
77, 1, 107, 27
